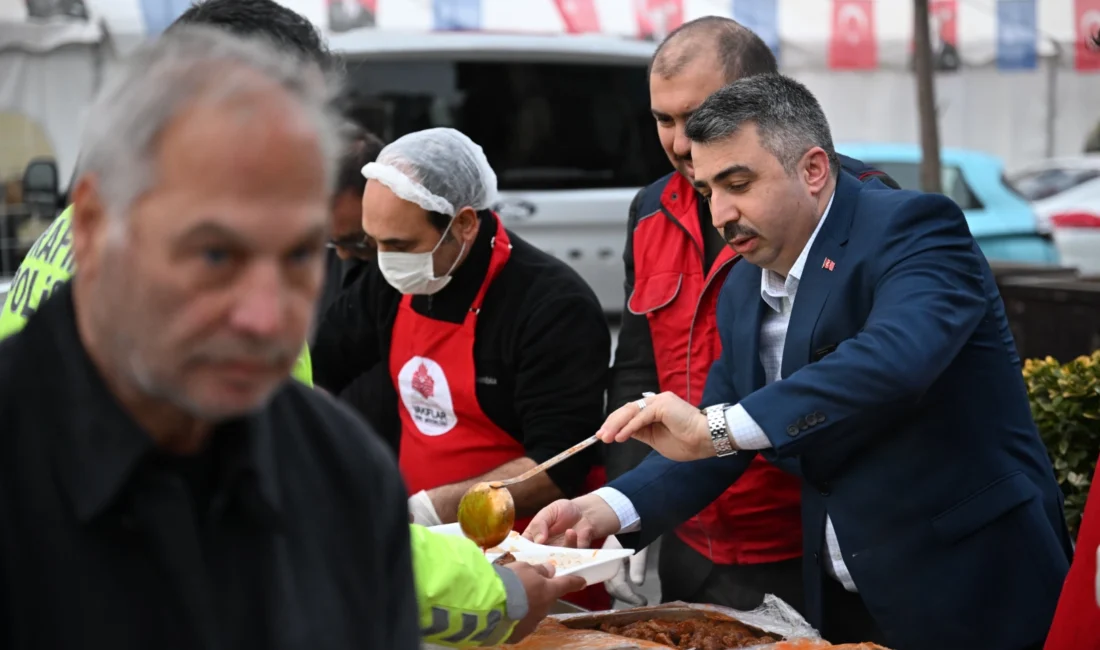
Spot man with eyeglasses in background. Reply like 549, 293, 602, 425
318, 126, 402, 453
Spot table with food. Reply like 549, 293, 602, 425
427, 500, 894, 649
429, 467, 896, 650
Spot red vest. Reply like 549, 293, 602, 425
629, 173, 803, 565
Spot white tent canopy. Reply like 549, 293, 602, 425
0, 0, 1098, 178
0, 0, 108, 187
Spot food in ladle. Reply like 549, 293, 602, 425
491, 552, 517, 566
457, 481, 515, 549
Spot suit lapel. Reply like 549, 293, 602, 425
732, 264, 767, 397
781, 172, 861, 379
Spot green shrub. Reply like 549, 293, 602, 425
1023, 350, 1100, 538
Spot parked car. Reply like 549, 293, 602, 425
1048, 212, 1100, 276
330, 30, 662, 315
1004, 156, 1100, 274
837, 143, 1059, 264
1004, 155, 1100, 234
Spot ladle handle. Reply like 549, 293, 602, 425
493, 435, 600, 488
492, 392, 655, 489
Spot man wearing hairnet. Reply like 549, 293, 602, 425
313, 127, 614, 610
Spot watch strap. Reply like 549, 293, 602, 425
704, 404, 737, 457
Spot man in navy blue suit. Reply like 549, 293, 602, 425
526, 74, 1072, 649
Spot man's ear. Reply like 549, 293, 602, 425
801, 147, 832, 195
453, 206, 480, 243
69, 174, 109, 277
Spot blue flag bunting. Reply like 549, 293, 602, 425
140, 0, 191, 35
996, 0, 1037, 71
732, 0, 780, 60
434, 0, 482, 31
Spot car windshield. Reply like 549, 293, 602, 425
860, 161, 984, 210
1004, 167, 1100, 201
342, 58, 669, 191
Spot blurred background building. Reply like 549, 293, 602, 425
2, 0, 1099, 324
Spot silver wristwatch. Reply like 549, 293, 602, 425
703, 404, 737, 457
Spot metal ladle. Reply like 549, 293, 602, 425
457, 434, 601, 549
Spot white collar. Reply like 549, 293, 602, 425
760, 190, 836, 311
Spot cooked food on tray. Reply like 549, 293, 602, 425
598, 618, 781, 649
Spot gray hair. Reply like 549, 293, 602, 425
76, 24, 346, 220
684, 73, 839, 176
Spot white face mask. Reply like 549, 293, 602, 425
376, 218, 466, 295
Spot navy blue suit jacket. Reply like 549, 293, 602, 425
609, 171, 1072, 650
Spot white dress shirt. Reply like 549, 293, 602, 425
594, 191, 861, 592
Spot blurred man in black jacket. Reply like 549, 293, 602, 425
0, 26, 419, 649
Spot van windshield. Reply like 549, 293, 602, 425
343, 59, 669, 191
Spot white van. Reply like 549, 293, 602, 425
331, 30, 665, 316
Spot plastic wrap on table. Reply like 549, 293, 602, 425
761, 642, 881, 649
560, 596, 820, 642
490, 595, 824, 649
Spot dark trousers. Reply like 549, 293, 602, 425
820, 574, 889, 645
821, 576, 1048, 649
657, 531, 806, 617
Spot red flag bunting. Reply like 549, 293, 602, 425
931, 0, 958, 47
1075, 0, 1100, 71
554, 0, 600, 34
634, 0, 683, 41
829, 0, 877, 70
909, 0, 960, 72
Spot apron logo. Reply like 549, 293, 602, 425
412, 362, 435, 398
398, 356, 457, 436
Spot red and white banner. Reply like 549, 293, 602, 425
829, 0, 876, 70
1075, 0, 1100, 71
930, 0, 958, 48
908, 0, 959, 72
554, 0, 599, 34
634, 0, 682, 41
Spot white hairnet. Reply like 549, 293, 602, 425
361, 127, 498, 217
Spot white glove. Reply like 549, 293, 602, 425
603, 537, 649, 607
408, 490, 443, 527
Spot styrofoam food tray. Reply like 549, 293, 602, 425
428, 523, 634, 586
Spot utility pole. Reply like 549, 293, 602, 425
913, 0, 943, 193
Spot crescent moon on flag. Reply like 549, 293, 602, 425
1080, 9, 1100, 52
837, 3, 869, 46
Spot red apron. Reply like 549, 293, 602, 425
391, 215, 610, 610
1044, 455, 1100, 650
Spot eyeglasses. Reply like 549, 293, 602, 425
326, 235, 376, 254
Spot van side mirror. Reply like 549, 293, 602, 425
22, 158, 60, 214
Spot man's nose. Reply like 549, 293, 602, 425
228, 263, 284, 337
710, 195, 740, 230
673, 126, 692, 159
